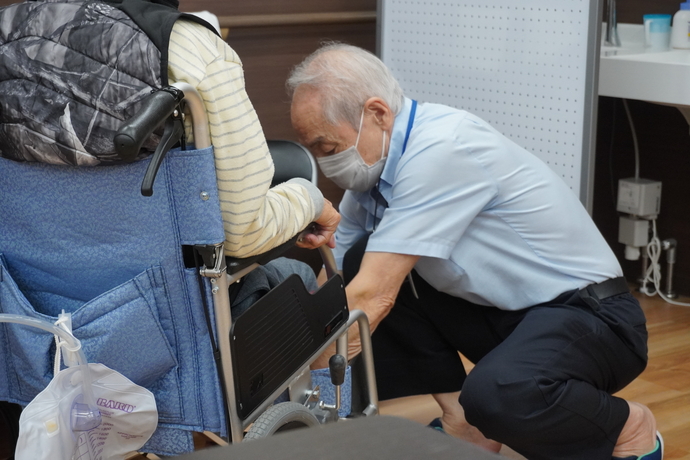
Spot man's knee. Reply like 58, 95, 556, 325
460, 366, 503, 433
459, 364, 541, 441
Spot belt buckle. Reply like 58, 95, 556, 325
578, 285, 601, 311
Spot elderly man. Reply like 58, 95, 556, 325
288, 43, 661, 460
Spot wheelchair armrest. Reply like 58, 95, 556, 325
225, 225, 340, 278
225, 233, 301, 276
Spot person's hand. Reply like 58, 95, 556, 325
296, 199, 340, 249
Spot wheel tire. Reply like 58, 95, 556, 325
243, 402, 320, 441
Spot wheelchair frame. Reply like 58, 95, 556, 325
136, 82, 379, 446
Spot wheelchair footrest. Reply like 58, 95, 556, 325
230, 274, 348, 419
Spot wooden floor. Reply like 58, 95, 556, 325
378, 291, 690, 459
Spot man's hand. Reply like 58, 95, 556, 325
296, 199, 340, 249
311, 251, 420, 369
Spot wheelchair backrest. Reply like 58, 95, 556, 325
0, 148, 228, 435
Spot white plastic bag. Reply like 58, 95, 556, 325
16, 363, 157, 460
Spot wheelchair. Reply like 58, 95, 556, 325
0, 80, 378, 457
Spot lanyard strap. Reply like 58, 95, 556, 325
371, 99, 418, 211
401, 99, 418, 155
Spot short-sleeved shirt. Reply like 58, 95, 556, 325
333, 98, 622, 310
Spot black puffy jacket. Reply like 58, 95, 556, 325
0, 0, 215, 165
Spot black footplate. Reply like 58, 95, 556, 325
230, 274, 348, 419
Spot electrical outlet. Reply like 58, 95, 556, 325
617, 178, 662, 218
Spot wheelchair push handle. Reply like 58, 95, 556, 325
114, 87, 184, 163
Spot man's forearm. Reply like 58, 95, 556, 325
311, 251, 420, 368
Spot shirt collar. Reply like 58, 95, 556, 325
379, 96, 414, 192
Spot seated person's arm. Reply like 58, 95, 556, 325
168, 20, 333, 257
297, 198, 340, 250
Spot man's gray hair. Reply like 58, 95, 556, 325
287, 43, 405, 129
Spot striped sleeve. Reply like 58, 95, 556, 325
168, 21, 323, 257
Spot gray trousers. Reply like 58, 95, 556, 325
229, 257, 318, 318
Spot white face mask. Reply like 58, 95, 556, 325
317, 110, 388, 192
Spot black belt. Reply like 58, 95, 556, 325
578, 277, 630, 310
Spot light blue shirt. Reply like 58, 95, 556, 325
333, 98, 622, 310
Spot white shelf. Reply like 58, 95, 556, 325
599, 23, 690, 108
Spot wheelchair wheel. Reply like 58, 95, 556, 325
243, 402, 320, 441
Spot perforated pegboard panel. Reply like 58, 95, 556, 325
378, 0, 601, 209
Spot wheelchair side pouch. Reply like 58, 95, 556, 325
0, 257, 178, 405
